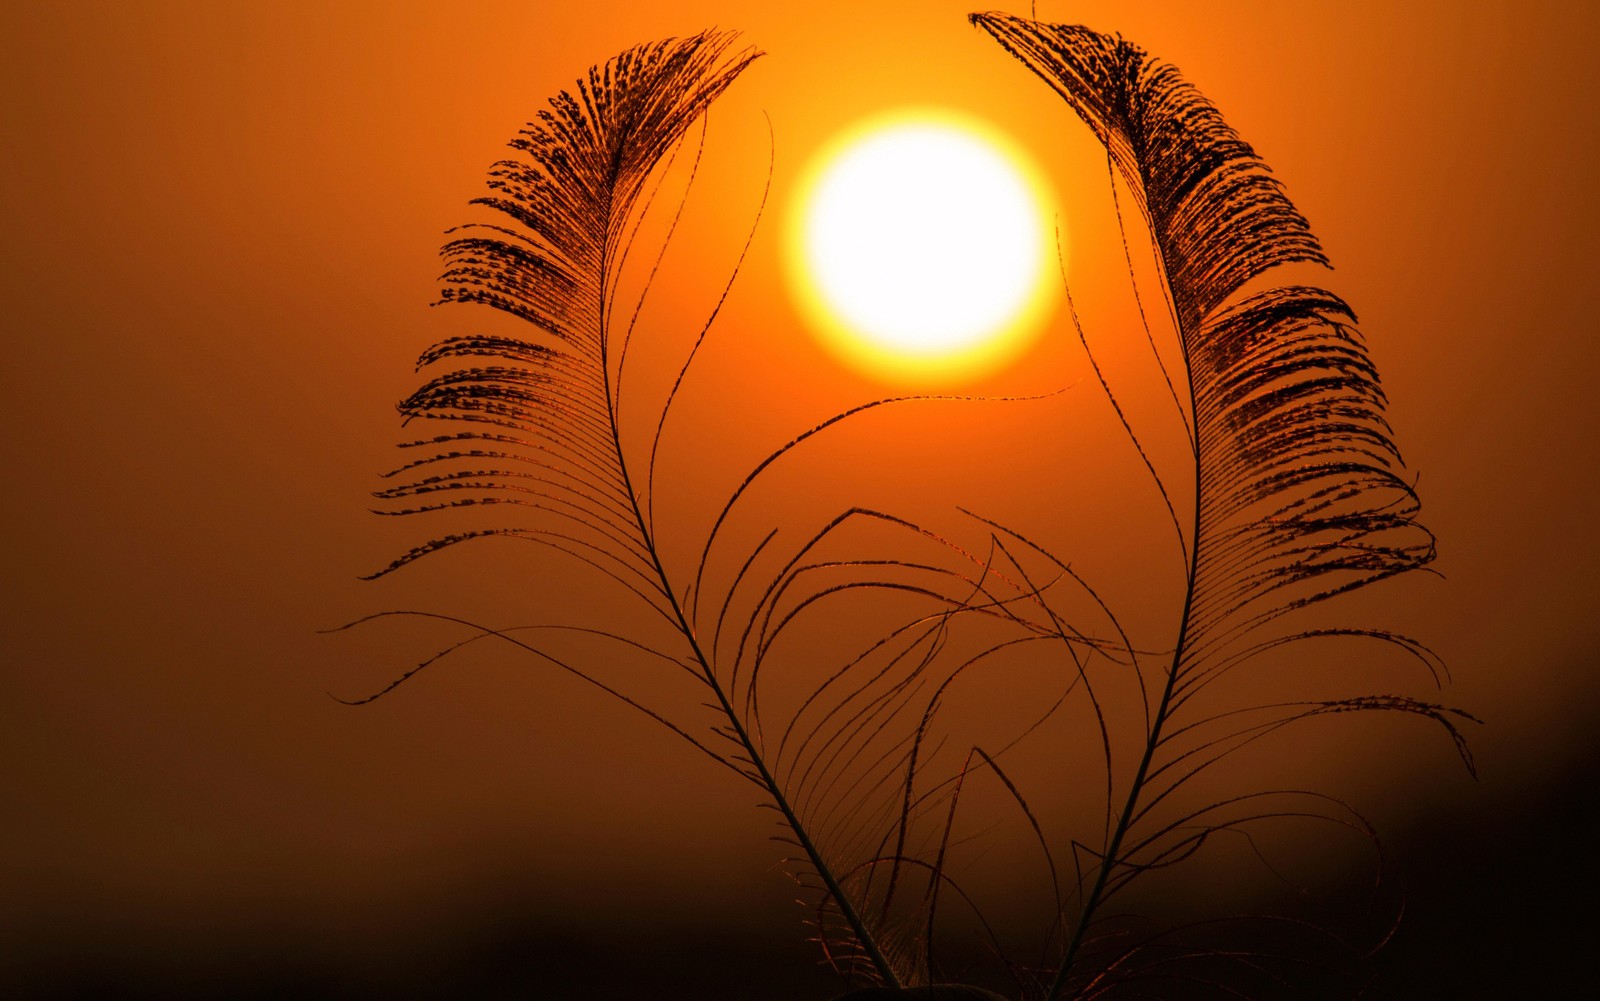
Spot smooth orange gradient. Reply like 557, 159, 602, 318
4, 2, 1598, 997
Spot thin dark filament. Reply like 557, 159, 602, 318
1107, 150, 1195, 454
373, 460, 640, 530
986, 534, 1116, 853
709, 526, 779, 665
610, 120, 703, 416
1058, 224, 1190, 574
647, 112, 774, 540
690, 389, 1058, 624
327, 611, 732, 770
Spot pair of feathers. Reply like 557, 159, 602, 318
365, 13, 1472, 1000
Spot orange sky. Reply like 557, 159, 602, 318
4, 2, 1599, 997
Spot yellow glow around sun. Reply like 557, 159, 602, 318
788, 109, 1059, 382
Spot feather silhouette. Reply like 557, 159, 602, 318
356, 29, 1049, 994
948, 11, 1478, 999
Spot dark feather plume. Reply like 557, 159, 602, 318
360, 30, 1006, 993
966, 11, 1474, 999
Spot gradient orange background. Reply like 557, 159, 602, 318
4, 1, 1597, 996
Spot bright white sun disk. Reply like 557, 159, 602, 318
800, 118, 1049, 360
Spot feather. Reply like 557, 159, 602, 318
360, 30, 1027, 993
964, 12, 1476, 998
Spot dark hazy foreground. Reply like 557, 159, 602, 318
8, 736, 1595, 999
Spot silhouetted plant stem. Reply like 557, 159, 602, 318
634, 492, 902, 990
1045, 460, 1202, 1001
600, 259, 903, 990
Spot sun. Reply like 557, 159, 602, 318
788, 108, 1059, 383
